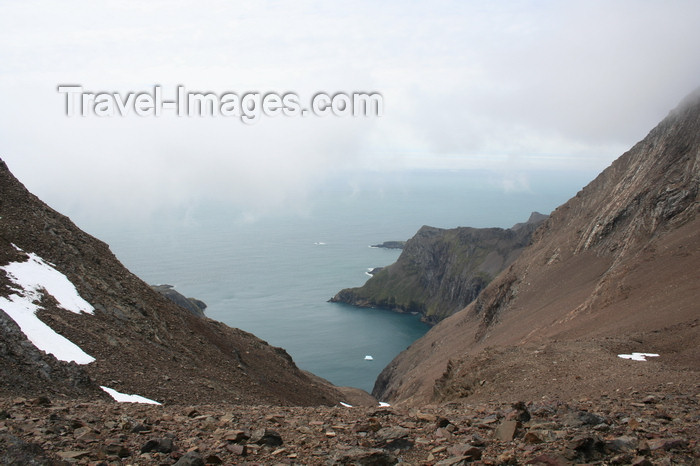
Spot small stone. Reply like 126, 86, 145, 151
375, 426, 410, 443
647, 438, 688, 451
493, 420, 518, 441
57, 450, 90, 460
435, 427, 452, 438
564, 435, 605, 462
509, 401, 531, 422
523, 431, 542, 444
436, 417, 451, 428
605, 435, 638, 453
225, 444, 247, 456
102, 442, 130, 458
30, 396, 51, 407
174, 451, 205, 466
525, 453, 568, 465
416, 412, 437, 423
204, 454, 222, 464
223, 429, 249, 443
578, 411, 607, 426
131, 423, 151, 433
251, 428, 283, 447
496, 451, 517, 465
435, 456, 469, 466
329, 447, 397, 465
141, 438, 174, 454
447, 444, 482, 460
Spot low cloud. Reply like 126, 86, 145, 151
1, 1, 699, 222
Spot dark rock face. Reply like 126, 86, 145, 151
331, 213, 547, 324
0, 309, 102, 399
151, 284, 206, 318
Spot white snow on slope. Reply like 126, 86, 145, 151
618, 352, 660, 361
100, 386, 161, 405
0, 245, 95, 364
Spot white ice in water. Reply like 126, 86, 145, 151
0, 245, 95, 364
100, 386, 161, 405
617, 352, 660, 361
364, 355, 374, 361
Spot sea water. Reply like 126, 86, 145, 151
81, 168, 594, 393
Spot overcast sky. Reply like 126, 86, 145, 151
1, 1, 699, 221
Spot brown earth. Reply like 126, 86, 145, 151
374, 89, 700, 405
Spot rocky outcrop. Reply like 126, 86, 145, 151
373, 89, 700, 404
0, 309, 103, 399
371, 241, 407, 249
331, 213, 547, 324
151, 284, 207, 318
0, 158, 343, 406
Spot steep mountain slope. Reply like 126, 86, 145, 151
0, 159, 343, 406
331, 213, 547, 323
374, 90, 700, 404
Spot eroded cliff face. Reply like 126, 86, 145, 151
0, 159, 342, 406
331, 213, 546, 324
374, 89, 700, 404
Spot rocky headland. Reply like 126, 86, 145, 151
331, 213, 547, 324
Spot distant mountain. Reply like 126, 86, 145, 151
0, 159, 342, 406
331, 213, 547, 323
374, 90, 700, 404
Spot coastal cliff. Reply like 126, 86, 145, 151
331, 213, 547, 323
373, 89, 700, 405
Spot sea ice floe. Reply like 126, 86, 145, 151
617, 352, 660, 361
0, 246, 95, 364
100, 386, 161, 405
364, 355, 374, 361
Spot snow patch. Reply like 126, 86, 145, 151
0, 246, 95, 364
100, 386, 161, 405
617, 352, 660, 361
378, 402, 391, 407
339, 402, 353, 407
